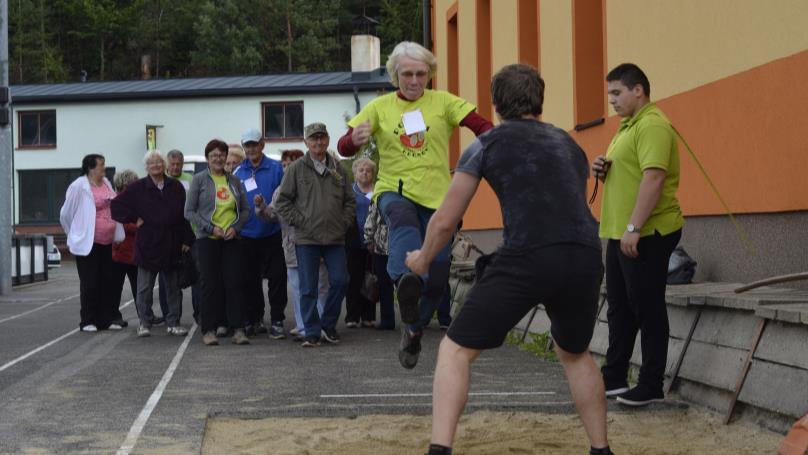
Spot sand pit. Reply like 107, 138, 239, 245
202, 407, 783, 454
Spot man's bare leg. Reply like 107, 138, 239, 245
555, 343, 609, 449
430, 336, 481, 447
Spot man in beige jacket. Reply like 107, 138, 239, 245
275, 123, 356, 347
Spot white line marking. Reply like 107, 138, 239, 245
0, 299, 134, 373
0, 293, 81, 324
320, 391, 556, 398
117, 322, 197, 455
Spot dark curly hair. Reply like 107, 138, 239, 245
491, 64, 545, 121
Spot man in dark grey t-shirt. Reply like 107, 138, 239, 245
406, 64, 614, 455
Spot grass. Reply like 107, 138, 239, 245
505, 330, 558, 362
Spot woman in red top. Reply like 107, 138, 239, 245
110, 170, 139, 326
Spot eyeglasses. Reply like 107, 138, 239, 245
399, 70, 429, 79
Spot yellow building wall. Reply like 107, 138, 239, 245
539, 0, 575, 131
431, 0, 808, 229
490, 0, 520, 77
606, 0, 808, 102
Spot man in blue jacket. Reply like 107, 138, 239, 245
234, 128, 287, 338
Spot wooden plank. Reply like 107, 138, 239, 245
665, 307, 702, 395
724, 318, 767, 424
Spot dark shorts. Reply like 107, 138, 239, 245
447, 243, 603, 354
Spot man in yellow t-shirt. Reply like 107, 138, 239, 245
337, 41, 492, 370
592, 63, 684, 407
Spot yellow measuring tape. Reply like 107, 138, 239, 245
670, 125, 756, 256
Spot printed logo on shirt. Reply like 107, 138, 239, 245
217, 186, 231, 201
393, 121, 430, 158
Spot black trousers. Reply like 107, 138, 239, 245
372, 253, 395, 329
111, 260, 137, 313
602, 229, 682, 392
75, 243, 117, 329
243, 232, 288, 324
196, 237, 246, 333
345, 247, 375, 323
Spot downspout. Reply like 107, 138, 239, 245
423, 0, 432, 50
353, 86, 360, 115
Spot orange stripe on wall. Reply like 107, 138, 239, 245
573, 49, 808, 217
464, 50, 808, 230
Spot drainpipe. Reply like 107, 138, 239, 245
423, 0, 432, 50
353, 86, 360, 115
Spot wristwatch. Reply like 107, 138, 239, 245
626, 224, 640, 234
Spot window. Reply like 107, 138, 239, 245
518, 0, 540, 69
18, 168, 115, 224
447, 2, 460, 166
572, 0, 606, 130
262, 102, 304, 141
18, 110, 57, 148
475, 0, 492, 120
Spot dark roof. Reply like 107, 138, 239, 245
10, 68, 392, 104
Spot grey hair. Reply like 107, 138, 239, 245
352, 157, 377, 175
143, 149, 166, 169
227, 144, 245, 161
386, 41, 437, 88
113, 169, 139, 192
166, 149, 184, 161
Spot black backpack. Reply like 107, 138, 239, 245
668, 246, 697, 285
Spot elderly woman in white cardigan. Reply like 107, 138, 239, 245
60, 154, 125, 332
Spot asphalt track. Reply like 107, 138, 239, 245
0, 261, 578, 454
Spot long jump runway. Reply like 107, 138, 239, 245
0, 262, 575, 454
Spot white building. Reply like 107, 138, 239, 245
10, 68, 391, 235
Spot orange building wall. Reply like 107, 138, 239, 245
432, 1, 808, 230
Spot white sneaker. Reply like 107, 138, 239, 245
289, 327, 299, 336
81, 324, 98, 332
167, 326, 188, 336
108, 323, 123, 331
137, 325, 151, 337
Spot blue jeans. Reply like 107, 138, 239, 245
295, 245, 348, 337
377, 192, 451, 331
288, 265, 329, 336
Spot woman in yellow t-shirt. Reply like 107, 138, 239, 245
185, 139, 250, 346
337, 41, 493, 370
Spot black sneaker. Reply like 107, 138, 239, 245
604, 379, 630, 398
321, 328, 340, 344
254, 321, 268, 335
616, 384, 664, 407
590, 446, 615, 455
150, 316, 165, 326
301, 336, 321, 347
269, 322, 287, 340
398, 327, 422, 369
396, 272, 422, 324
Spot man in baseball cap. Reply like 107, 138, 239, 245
232, 127, 287, 339
275, 122, 355, 347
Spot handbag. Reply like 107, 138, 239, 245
177, 249, 198, 289
360, 269, 379, 303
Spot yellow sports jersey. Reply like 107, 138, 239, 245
348, 90, 475, 209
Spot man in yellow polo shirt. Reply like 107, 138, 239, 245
592, 63, 684, 407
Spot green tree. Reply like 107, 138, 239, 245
377, 0, 423, 58
191, 0, 265, 76
260, 0, 341, 73
8, 0, 68, 83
